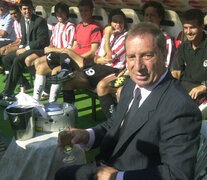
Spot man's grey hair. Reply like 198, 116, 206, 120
125, 22, 167, 54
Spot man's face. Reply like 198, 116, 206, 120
126, 33, 166, 88
20, 5, 33, 19
0, 5, 8, 17
79, 6, 93, 22
56, 8, 68, 23
111, 15, 125, 34
9, 10, 21, 21
144, 7, 162, 27
183, 19, 204, 42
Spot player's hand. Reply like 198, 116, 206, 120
16, 48, 26, 55
44, 47, 54, 54
189, 85, 207, 99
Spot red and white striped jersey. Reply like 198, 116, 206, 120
13, 20, 21, 39
95, 30, 127, 69
175, 31, 183, 49
161, 28, 175, 69
50, 21, 75, 49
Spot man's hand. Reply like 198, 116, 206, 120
16, 48, 26, 55
104, 26, 120, 36
58, 128, 89, 150
95, 55, 113, 64
189, 85, 207, 99
0, 46, 7, 55
94, 165, 118, 180
44, 46, 54, 54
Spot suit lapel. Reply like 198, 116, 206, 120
99, 79, 135, 161
111, 72, 172, 157
28, 15, 35, 39
107, 79, 135, 139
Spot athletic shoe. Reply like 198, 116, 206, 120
109, 75, 130, 88
40, 93, 49, 100
0, 94, 16, 107
46, 71, 76, 84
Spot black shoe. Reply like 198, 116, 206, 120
46, 71, 76, 84
0, 93, 4, 99
0, 94, 16, 107
3, 74, 9, 83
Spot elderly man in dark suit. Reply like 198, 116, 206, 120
0, 0, 49, 102
55, 22, 201, 180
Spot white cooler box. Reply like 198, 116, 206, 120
35, 102, 78, 132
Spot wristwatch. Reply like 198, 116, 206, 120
201, 81, 207, 87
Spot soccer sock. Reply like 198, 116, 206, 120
33, 74, 46, 101
49, 84, 61, 103
99, 94, 116, 118
60, 53, 72, 70
5, 70, 9, 75
62, 90, 75, 104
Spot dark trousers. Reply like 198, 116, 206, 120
55, 162, 97, 180
2, 50, 36, 94
0, 40, 13, 48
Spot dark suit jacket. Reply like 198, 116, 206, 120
93, 71, 201, 180
19, 14, 49, 49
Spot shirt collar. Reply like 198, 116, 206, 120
24, 18, 31, 23
186, 32, 207, 50
133, 69, 168, 99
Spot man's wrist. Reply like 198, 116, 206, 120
201, 81, 207, 92
201, 81, 207, 87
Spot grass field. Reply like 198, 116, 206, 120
0, 73, 106, 162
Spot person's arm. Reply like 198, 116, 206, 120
189, 84, 207, 99
0, 14, 13, 38
104, 26, 113, 59
94, 55, 112, 65
95, 27, 127, 65
80, 43, 100, 59
3, 41, 20, 55
171, 44, 185, 80
171, 70, 181, 80
8, 38, 21, 46
70, 40, 77, 51
44, 46, 65, 54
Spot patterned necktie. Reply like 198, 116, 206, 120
118, 88, 141, 137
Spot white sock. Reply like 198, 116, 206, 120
5, 71, 9, 74
61, 69, 68, 72
33, 74, 46, 101
49, 84, 61, 103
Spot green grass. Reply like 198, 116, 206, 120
0, 73, 106, 162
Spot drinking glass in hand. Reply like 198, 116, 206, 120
58, 129, 76, 164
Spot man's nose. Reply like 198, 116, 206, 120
134, 58, 144, 71
186, 28, 191, 34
